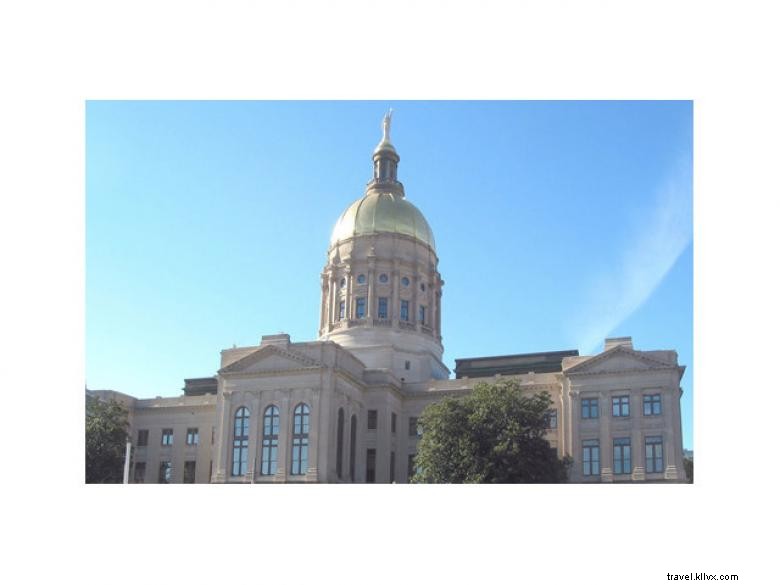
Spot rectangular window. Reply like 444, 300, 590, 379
612, 396, 630, 417
133, 462, 146, 483
339, 300, 345, 320
161, 428, 174, 446
390, 451, 396, 483
582, 439, 600, 477
391, 412, 397, 433
546, 409, 558, 429
613, 438, 631, 475
581, 398, 599, 419
367, 409, 378, 430
183, 461, 196, 483
366, 449, 376, 483
159, 461, 172, 483
356, 296, 366, 318
378, 297, 388, 319
643, 394, 662, 416
645, 436, 664, 473
419, 305, 426, 325
409, 416, 421, 437
137, 429, 149, 447
400, 300, 409, 321
408, 454, 416, 481
186, 428, 199, 445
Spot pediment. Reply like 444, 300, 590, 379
219, 345, 320, 375
564, 346, 673, 376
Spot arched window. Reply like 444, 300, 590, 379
232, 407, 250, 477
336, 408, 345, 479
349, 414, 357, 482
290, 403, 310, 475
260, 405, 280, 476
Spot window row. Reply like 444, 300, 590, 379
581, 394, 664, 420
340, 274, 428, 291
335, 410, 420, 482
230, 404, 310, 478
365, 449, 404, 484
365, 410, 401, 434
338, 297, 428, 324
136, 427, 202, 447
582, 436, 665, 477
133, 460, 204, 484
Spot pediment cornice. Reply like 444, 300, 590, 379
564, 345, 677, 377
219, 344, 321, 376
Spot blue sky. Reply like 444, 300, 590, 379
86, 100, 692, 448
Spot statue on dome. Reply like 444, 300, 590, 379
382, 109, 393, 141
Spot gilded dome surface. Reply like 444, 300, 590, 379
330, 191, 436, 250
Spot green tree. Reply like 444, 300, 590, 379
86, 394, 130, 483
412, 379, 570, 483
683, 456, 693, 483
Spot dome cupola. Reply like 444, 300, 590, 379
329, 110, 435, 251
319, 112, 448, 383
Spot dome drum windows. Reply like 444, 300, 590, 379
355, 297, 366, 319
400, 300, 410, 322
377, 297, 388, 319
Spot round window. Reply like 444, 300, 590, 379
357, 274, 366, 285
379, 273, 388, 284
401, 277, 410, 287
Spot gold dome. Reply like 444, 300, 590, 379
330, 191, 436, 250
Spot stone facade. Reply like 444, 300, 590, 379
104, 115, 687, 484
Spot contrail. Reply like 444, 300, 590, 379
573, 159, 692, 354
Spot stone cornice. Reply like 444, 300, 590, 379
134, 400, 216, 411
564, 345, 677, 376
219, 344, 320, 375
220, 366, 322, 380
565, 365, 679, 378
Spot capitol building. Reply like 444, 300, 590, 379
92, 113, 687, 484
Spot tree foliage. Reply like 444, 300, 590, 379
86, 394, 130, 483
683, 457, 693, 483
412, 379, 570, 483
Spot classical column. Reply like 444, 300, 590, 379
319, 274, 328, 335
307, 390, 321, 482
435, 291, 442, 338
410, 272, 417, 324
631, 392, 645, 481
246, 393, 261, 482
328, 275, 337, 328
664, 387, 680, 480
557, 382, 567, 458
214, 385, 232, 483
345, 267, 353, 320
367, 267, 375, 320
568, 388, 580, 481
274, 393, 291, 482
599, 390, 613, 483
391, 264, 400, 325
